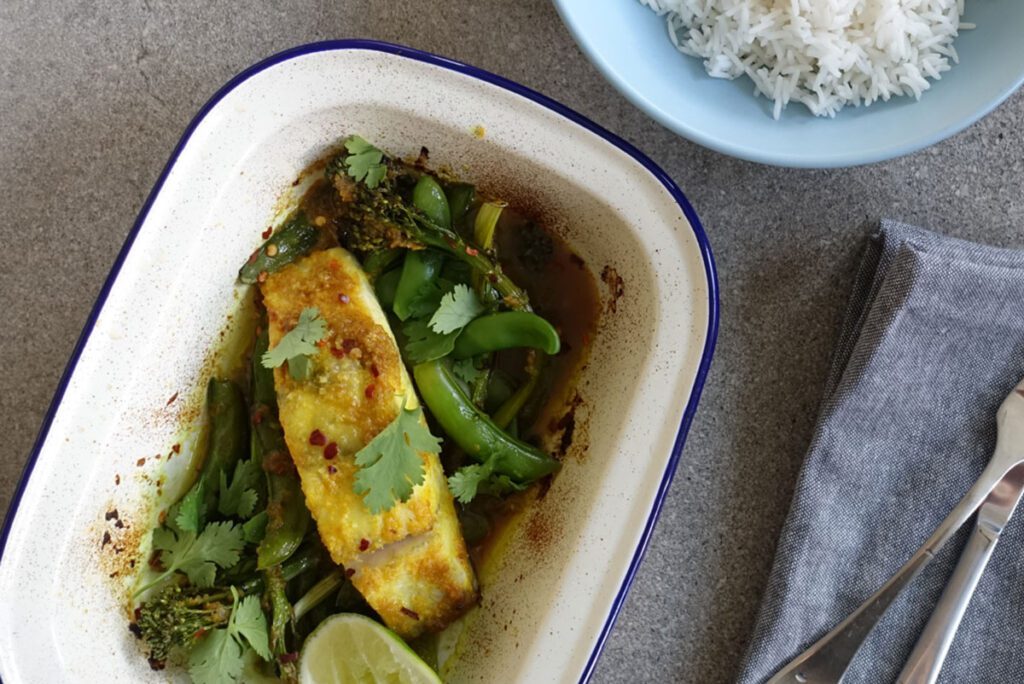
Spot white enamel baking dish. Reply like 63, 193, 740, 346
0, 40, 717, 683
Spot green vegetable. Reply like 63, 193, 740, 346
329, 143, 531, 311
238, 213, 319, 284
362, 247, 403, 281
135, 546, 320, 662
262, 307, 327, 381
200, 379, 250, 510
393, 250, 444, 321
446, 183, 475, 225
402, 319, 459, 364
218, 458, 262, 519
341, 135, 387, 189
448, 458, 527, 504
429, 284, 484, 334
374, 267, 401, 309
352, 406, 440, 514
412, 175, 452, 229
253, 327, 311, 569
452, 311, 561, 359
293, 569, 346, 621
491, 354, 544, 430
140, 517, 246, 594
412, 360, 560, 482
187, 588, 270, 684
264, 565, 295, 680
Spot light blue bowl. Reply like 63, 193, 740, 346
554, 0, 1024, 167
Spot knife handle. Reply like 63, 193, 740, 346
897, 522, 997, 684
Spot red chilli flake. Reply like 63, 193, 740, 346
278, 652, 299, 665
465, 246, 479, 256
330, 346, 346, 358
326, 465, 337, 475
171, 443, 181, 454
165, 391, 179, 406
309, 429, 326, 446
359, 538, 370, 551
400, 607, 421, 620
345, 568, 356, 578
261, 226, 273, 239
364, 384, 376, 399
136, 457, 146, 467
370, 363, 380, 378
323, 442, 338, 460
338, 293, 350, 304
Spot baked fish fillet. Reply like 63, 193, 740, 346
261, 247, 477, 638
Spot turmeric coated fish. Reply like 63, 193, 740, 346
261, 247, 477, 638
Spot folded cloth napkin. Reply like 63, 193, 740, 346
738, 220, 1024, 684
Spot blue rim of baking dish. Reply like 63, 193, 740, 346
551, 0, 1024, 168
0, 39, 719, 682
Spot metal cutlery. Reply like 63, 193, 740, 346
768, 379, 1024, 684
896, 463, 1024, 683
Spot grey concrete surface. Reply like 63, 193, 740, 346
1, 1, 1022, 682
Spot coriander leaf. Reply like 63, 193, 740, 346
242, 511, 268, 544
406, 277, 454, 320
353, 406, 439, 513
188, 628, 245, 684
429, 284, 484, 334
479, 473, 528, 498
155, 521, 246, 588
262, 307, 327, 370
172, 481, 205, 534
403, 318, 458, 364
231, 590, 272, 661
448, 459, 528, 504
218, 459, 261, 519
287, 353, 312, 381
451, 357, 485, 386
344, 135, 387, 189
448, 462, 493, 505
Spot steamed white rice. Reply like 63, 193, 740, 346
639, 0, 973, 118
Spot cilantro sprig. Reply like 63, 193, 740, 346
429, 284, 484, 334
353, 406, 440, 514
187, 588, 270, 684
448, 457, 527, 505
218, 458, 262, 519
262, 307, 327, 380
342, 135, 387, 189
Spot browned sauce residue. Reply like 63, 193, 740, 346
601, 265, 625, 314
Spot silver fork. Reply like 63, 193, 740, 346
768, 378, 1024, 684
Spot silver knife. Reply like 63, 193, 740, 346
897, 463, 1024, 683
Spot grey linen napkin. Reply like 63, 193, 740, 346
738, 220, 1024, 684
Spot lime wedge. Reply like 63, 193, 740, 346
299, 613, 442, 684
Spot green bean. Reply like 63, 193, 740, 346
374, 267, 401, 310
238, 544, 321, 596
446, 183, 476, 225
393, 250, 443, 321
200, 379, 249, 511
252, 327, 311, 569
413, 360, 560, 482
238, 213, 319, 284
413, 175, 451, 229
264, 565, 294, 680
452, 312, 561, 359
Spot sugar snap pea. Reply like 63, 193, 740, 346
252, 327, 311, 569
200, 379, 249, 506
412, 360, 560, 482
452, 311, 561, 359
446, 183, 475, 225
238, 213, 319, 284
393, 249, 443, 321
413, 175, 451, 229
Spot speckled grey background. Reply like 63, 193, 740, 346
1, 1, 1022, 682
